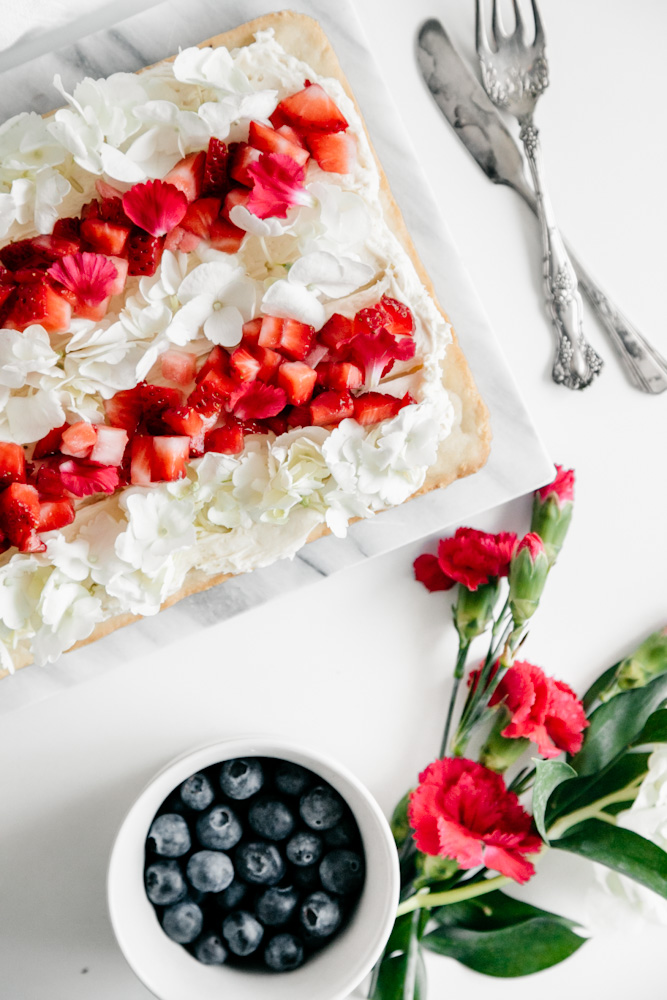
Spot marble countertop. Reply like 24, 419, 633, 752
0, 1, 666, 998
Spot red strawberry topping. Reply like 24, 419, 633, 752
0, 482, 43, 551
122, 179, 188, 237
151, 436, 189, 482
248, 120, 310, 167
126, 229, 165, 276
272, 83, 348, 134
201, 139, 229, 197
306, 131, 357, 174
32, 424, 68, 459
232, 382, 287, 421
179, 197, 222, 239
205, 422, 244, 455
352, 391, 409, 426
6, 283, 72, 333
230, 346, 261, 383
247, 153, 312, 220
229, 143, 262, 187
37, 498, 75, 533
0, 442, 26, 487
278, 319, 315, 361
160, 350, 198, 386
60, 422, 98, 459
309, 389, 355, 427
277, 361, 318, 406
80, 218, 130, 256
89, 426, 128, 466
165, 151, 206, 202
357, 296, 415, 338
208, 216, 245, 254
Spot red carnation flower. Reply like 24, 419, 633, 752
247, 152, 314, 219
515, 531, 545, 561
413, 553, 455, 592
437, 527, 518, 591
536, 465, 575, 505
489, 659, 588, 757
409, 757, 541, 883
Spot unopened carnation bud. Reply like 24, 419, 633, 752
509, 533, 549, 628
600, 627, 667, 701
479, 709, 530, 773
453, 580, 501, 643
531, 465, 574, 566
415, 852, 459, 885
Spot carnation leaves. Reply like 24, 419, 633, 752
422, 890, 586, 977
554, 818, 667, 900
531, 758, 576, 841
370, 911, 427, 1000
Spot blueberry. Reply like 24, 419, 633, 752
145, 860, 187, 906
222, 911, 264, 956
148, 814, 191, 857
320, 849, 365, 895
255, 886, 299, 926
186, 850, 234, 893
196, 805, 242, 850
300, 891, 341, 939
217, 878, 248, 910
264, 933, 305, 972
219, 758, 264, 800
299, 786, 344, 831
286, 830, 323, 867
324, 817, 358, 849
293, 864, 321, 892
180, 772, 214, 812
194, 932, 227, 965
274, 762, 311, 797
161, 900, 203, 943
235, 841, 285, 885
248, 798, 295, 841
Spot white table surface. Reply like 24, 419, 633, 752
1, 2, 666, 999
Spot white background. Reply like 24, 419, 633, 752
1, 1, 666, 998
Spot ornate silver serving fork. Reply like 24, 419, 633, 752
475, 0, 603, 390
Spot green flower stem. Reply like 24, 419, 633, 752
453, 619, 514, 757
395, 873, 512, 917
440, 642, 471, 758
547, 782, 644, 840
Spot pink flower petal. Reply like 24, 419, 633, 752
247, 153, 313, 219
122, 179, 188, 236
48, 252, 118, 306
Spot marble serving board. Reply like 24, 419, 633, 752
0, 0, 552, 713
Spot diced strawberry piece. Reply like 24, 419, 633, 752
287, 405, 310, 428
34, 464, 67, 499
163, 405, 206, 454
352, 391, 404, 426
179, 197, 221, 238
0, 482, 41, 550
188, 370, 236, 414
52, 217, 81, 242
317, 361, 364, 391
222, 187, 251, 222
97, 197, 131, 226
248, 121, 310, 167
240, 318, 263, 346
126, 229, 164, 276
276, 125, 308, 149
6, 283, 72, 333
229, 143, 262, 187
105, 387, 143, 435
304, 343, 329, 370
0, 239, 50, 270
0, 442, 26, 487
232, 382, 287, 421
130, 436, 153, 485
264, 415, 289, 436
0, 284, 15, 315
160, 350, 198, 386
166, 151, 207, 202
279, 319, 315, 361
32, 423, 68, 459
254, 346, 282, 382
12, 267, 50, 285
258, 315, 284, 349
80, 218, 130, 256
309, 389, 354, 426
319, 313, 355, 353
230, 346, 261, 383
37, 498, 75, 533
164, 226, 202, 252
306, 131, 357, 174
205, 422, 244, 455
273, 83, 348, 134
81, 200, 100, 220
0, 264, 14, 284
141, 384, 183, 434
73, 297, 111, 321
32, 234, 81, 259
59, 460, 119, 497
96, 179, 124, 201
208, 216, 245, 253
195, 345, 229, 383
60, 421, 98, 459
89, 425, 128, 466
151, 436, 189, 482
277, 361, 318, 405
357, 296, 414, 338
202, 139, 228, 197
107, 256, 129, 295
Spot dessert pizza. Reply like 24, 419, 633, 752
0, 12, 489, 675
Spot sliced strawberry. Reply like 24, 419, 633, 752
80, 218, 130, 256
126, 229, 165, 277
105, 386, 143, 435
32, 234, 81, 260
264, 415, 288, 436
277, 361, 318, 406
0, 442, 26, 487
130, 436, 153, 486
59, 460, 119, 496
60, 421, 98, 459
97, 197, 131, 226
232, 382, 287, 421
165, 151, 207, 202
34, 464, 67, 499
229, 143, 262, 187
287, 405, 310, 428
89, 426, 128, 466
73, 297, 111, 322
81, 200, 100, 220
230, 346, 261, 383
0, 482, 41, 551
258, 315, 284, 349
278, 319, 315, 361
164, 226, 202, 253
276, 125, 308, 149
0, 239, 49, 271
107, 256, 129, 296
6, 283, 71, 333
37, 498, 75, 533
32, 423, 68, 459
254, 346, 282, 382
248, 121, 310, 167
319, 313, 356, 354
352, 391, 404, 426
179, 197, 221, 238
306, 132, 357, 174
309, 389, 354, 427
357, 296, 414, 338
141, 384, 183, 434
202, 139, 228, 198
317, 361, 364, 391
273, 83, 348, 134
52, 217, 81, 242
151, 436, 189, 482
0, 284, 15, 314
205, 422, 244, 455
12, 267, 50, 285
222, 187, 251, 222
160, 350, 198, 386
208, 216, 245, 253
188, 370, 235, 414
240, 318, 263, 346
163, 405, 206, 455
304, 343, 329, 369
195, 345, 229, 383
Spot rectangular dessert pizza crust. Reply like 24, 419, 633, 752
1, 11, 490, 675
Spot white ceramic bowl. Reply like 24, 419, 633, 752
108, 737, 400, 1000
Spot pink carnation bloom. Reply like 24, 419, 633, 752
48, 252, 118, 306
122, 179, 188, 236
536, 465, 575, 505
247, 152, 314, 219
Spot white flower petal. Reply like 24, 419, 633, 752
177, 260, 242, 302
204, 306, 244, 347
5, 391, 65, 444
288, 250, 375, 298
261, 280, 326, 330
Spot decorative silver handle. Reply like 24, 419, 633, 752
519, 120, 603, 390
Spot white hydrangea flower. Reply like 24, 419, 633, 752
116, 488, 196, 575
260, 428, 331, 524
0, 555, 48, 633
167, 259, 257, 347
299, 182, 372, 256
44, 535, 91, 583
138, 249, 189, 304
287, 250, 375, 300
261, 279, 326, 330
8, 169, 71, 234
229, 203, 294, 238
120, 295, 174, 342
0, 326, 60, 390
0, 111, 67, 174
124, 101, 211, 178
62, 320, 160, 397
173, 45, 256, 95
231, 444, 271, 513
0, 388, 66, 445
31, 569, 103, 665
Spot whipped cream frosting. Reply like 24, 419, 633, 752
0, 29, 457, 670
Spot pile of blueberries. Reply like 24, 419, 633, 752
144, 756, 365, 972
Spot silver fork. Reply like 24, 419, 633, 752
476, 0, 604, 390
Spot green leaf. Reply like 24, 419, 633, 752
570, 672, 667, 776
582, 662, 620, 710
370, 912, 426, 1000
427, 889, 577, 932
546, 752, 649, 826
633, 709, 667, 746
554, 818, 667, 899
531, 758, 577, 841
